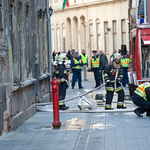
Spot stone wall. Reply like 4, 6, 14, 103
0, 0, 51, 135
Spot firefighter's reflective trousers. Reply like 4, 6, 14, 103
59, 82, 68, 106
105, 89, 124, 109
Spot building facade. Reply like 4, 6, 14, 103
50, 0, 129, 60
0, 0, 50, 135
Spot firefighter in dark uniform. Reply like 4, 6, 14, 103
132, 82, 150, 117
104, 53, 127, 110
91, 50, 101, 88
53, 53, 69, 110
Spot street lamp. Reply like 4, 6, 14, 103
49, 7, 53, 16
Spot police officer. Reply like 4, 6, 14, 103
132, 82, 150, 117
104, 53, 126, 110
81, 50, 88, 81
53, 53, 69, 110
71, 52, 84, 89
121, 55, 129, 87
91, 50, 101, 88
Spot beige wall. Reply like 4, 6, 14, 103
50, 0, 129, 61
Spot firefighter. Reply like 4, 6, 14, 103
91, 50, 101, 88
121, 55, 129, 87
132, 82, 150, 117
53, 53, 69, 110
104, 53, 127, 110
71, 52, 84, 89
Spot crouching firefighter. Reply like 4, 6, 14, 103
53, 53, 69, 110
132, 82, 150, 117
104, 53, 127, 110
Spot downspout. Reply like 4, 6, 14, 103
46, 0, 52, 92
136, 0, 138, 22
144, 0, 147, 23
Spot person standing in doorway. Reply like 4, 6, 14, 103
91, 50, 101, 88
81, 50, 88, 81
99, 50, 108, 84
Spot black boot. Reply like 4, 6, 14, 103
134, 109, 143, 117
117, 105, 127, 109
146, 110, 150, 117
105, 107, 114, 110
64, 105, 69, 109
105, 108, 114, 110
59, 105, 67, 110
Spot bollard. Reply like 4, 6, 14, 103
50, 78, 61, 128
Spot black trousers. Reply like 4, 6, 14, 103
106, 89, 124, 105
59, 82, 67, 101
93, 68, 100, 87
132, 94, 150, 114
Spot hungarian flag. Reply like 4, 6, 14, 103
62, 0, 69, 10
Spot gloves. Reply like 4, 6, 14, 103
106, 80, 110, 85
116, 78, 120, 83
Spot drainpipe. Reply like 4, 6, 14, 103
46, 0, 52, 92
144, 0, 147, 23
136, 0, 138, 22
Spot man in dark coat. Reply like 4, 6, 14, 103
99, 50, 108, 84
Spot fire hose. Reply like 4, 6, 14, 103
36, 80, 133, 106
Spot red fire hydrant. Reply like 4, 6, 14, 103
50, 78, 61, 128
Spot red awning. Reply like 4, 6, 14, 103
141, 35, 150, 45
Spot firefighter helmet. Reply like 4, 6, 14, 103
58, 53, 66, 62
113, 53, 121, 61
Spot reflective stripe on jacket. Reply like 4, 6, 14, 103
91, 57, 100, 68
121, 58, 129, 68
72, 58, 82, 69
81, 54, 88, 64
134, 82, 150, 100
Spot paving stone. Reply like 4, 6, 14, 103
1, 73, 150, 150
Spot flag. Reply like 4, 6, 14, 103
62, 0, 69, 10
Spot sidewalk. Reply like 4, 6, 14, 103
0, 73, 150, 150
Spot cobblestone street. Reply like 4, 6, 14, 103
0, 73, 150, 150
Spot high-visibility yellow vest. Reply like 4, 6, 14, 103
72, 58, 82, 69
134, 82, 150, 100
81, 54, 88, 64
121, 58, 129, 68
91, 57, 100, 68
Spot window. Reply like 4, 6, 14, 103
62, 25, 65, 52
97, 23, 101, 51
104, 22, 109, 53
51, 29, 55, 51
121, 19, 126, 44
89, 24, 93, 54
113, 20, 117, 50
57, 28, 60, 52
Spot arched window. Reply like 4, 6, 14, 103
96, 19, 101, 51
56, 24, 60, 52
62, 23, 65, 52
89, 19, 93, 54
